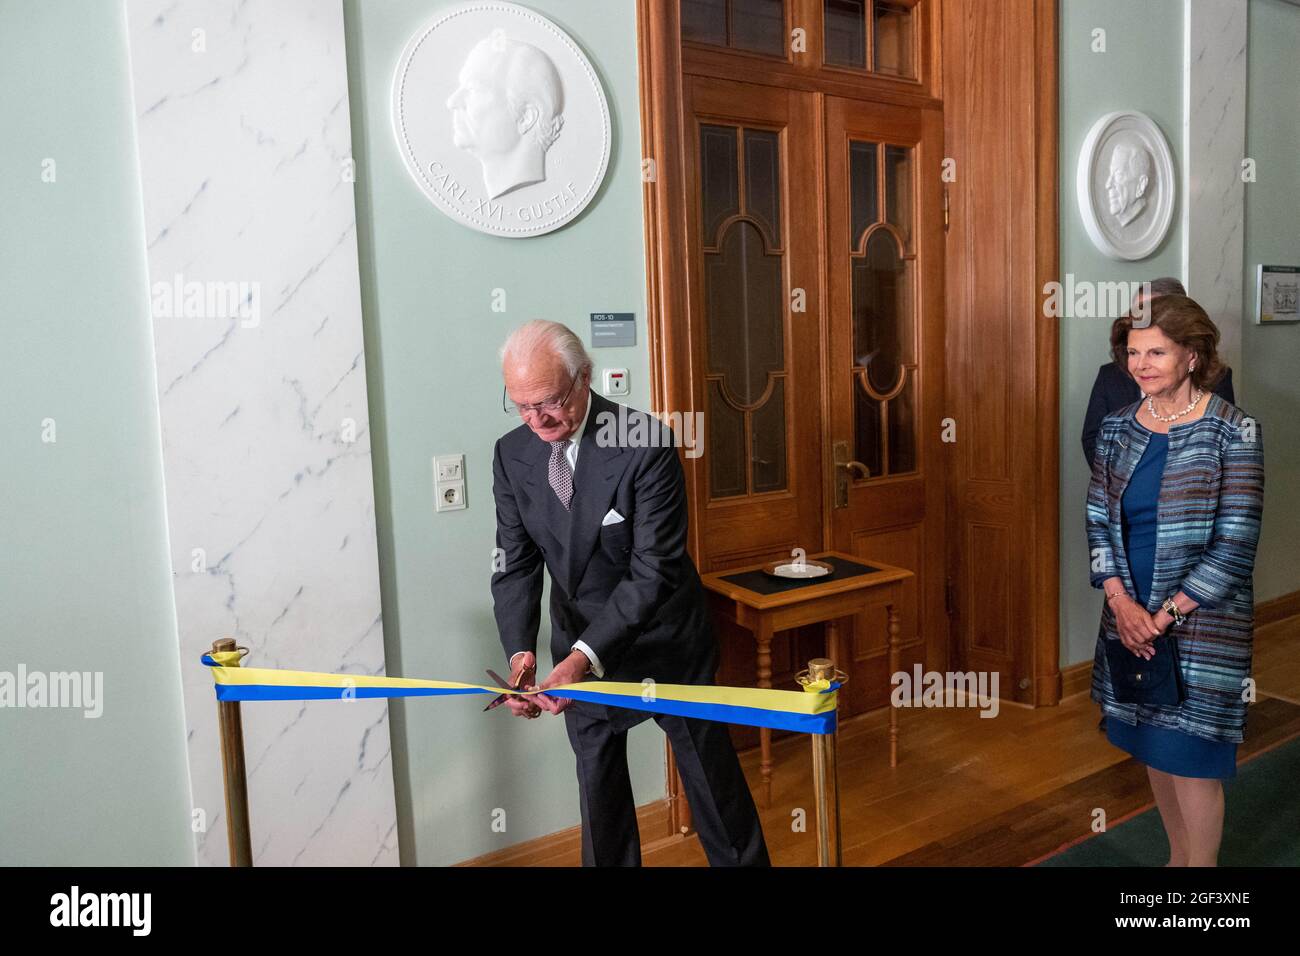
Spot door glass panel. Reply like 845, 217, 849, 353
706, 221, 783, 404
701, 124, 740, 239
851, 374, 917, 478
889, 375, 917, 473
682, 0, 727, 46
853, 231, 910, 389
743, 129, 781, 244
700, 123, 788, 498
873, 1, 916, 78
707, 380, 747, 497
732, 0, 786, 55
849, 140, 879, 246
853, 388, 883, 478
884, 144, 912, 247
685, 0, 785, 57
823, 0, 866, 68
852, 228, 916, 475
751, 378, 787, 491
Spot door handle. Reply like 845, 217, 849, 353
832, 441, 869, 509
833, 440, 870, 478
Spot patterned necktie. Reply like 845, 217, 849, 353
548, 439, 573, 510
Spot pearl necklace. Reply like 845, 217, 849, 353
1145, 388, 1203, 423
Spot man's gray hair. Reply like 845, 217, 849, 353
499, 320, 593, 379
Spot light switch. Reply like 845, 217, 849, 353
602, 368, 629, 396
435, 454, 463, 482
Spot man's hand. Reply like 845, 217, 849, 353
502, 651, 542, 719
533, 650, 591, 715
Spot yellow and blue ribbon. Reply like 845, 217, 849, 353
201, 652, 838, 734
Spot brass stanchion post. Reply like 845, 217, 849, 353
209, 638, 253, 867
797, 657, 846, 867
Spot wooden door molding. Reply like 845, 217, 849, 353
637, 0, 692, 545
636, 0, 691, 838
941, 0, 1060, 704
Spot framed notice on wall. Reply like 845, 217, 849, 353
1256, 265, 1300, 324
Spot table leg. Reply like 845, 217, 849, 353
887, 602, 901, 768
756, 621, 773, 808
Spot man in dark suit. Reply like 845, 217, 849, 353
1081, 277, 1235, 467
489, 320, 769, 867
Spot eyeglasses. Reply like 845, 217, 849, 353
503, 373, 580, 416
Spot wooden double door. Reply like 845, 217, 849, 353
678, 75, 947, 728
638, 3, 1061, 788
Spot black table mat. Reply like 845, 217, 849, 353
718, 555, 881, 596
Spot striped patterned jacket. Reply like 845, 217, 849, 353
1088, 392, 1265, 743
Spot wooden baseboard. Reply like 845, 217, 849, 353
455, 799, 676, 867
1257, 589, 1300, 628
1060, 660, 1093, 699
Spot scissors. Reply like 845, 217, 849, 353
483, 668, 529, 712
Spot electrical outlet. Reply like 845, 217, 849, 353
436, 480, 466, 512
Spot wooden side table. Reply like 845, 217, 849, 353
700, 551, 913, 807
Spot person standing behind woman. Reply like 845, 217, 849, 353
1087, 295, 1264, 867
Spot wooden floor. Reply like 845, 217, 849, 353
642, 616, 1300, 867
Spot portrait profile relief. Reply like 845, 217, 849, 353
1076, 110, 1175, 261
391, 2, 610, 238
1105, 137, 1152, 227
448, 30, 565, 200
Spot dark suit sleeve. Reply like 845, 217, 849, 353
1215, 367, 1236, 405
1081, 366, 1111, 469
575, 443, 690, 676
489, 439, 544, 664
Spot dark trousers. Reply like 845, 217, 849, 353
563, 702, 770, 866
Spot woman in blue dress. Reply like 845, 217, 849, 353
1087, 295, 1265, 867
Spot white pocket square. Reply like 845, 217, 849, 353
601, 509, 625, 526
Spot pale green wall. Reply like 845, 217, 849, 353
1058, 0, 1187, 664
1242, 0, 1300, 604
343, 0, 661, 865
0, 0, 195, 864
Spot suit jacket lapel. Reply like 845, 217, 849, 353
568, 392, 632, 591
512, 435, 573, 593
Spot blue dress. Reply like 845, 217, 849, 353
1105, 425, 1238, 779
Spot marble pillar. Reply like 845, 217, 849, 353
1184, 0, 1248, 388
124, 0, 396, 865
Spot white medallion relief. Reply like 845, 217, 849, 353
391, 2, 611, 237
1076, 111, 1176, 261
